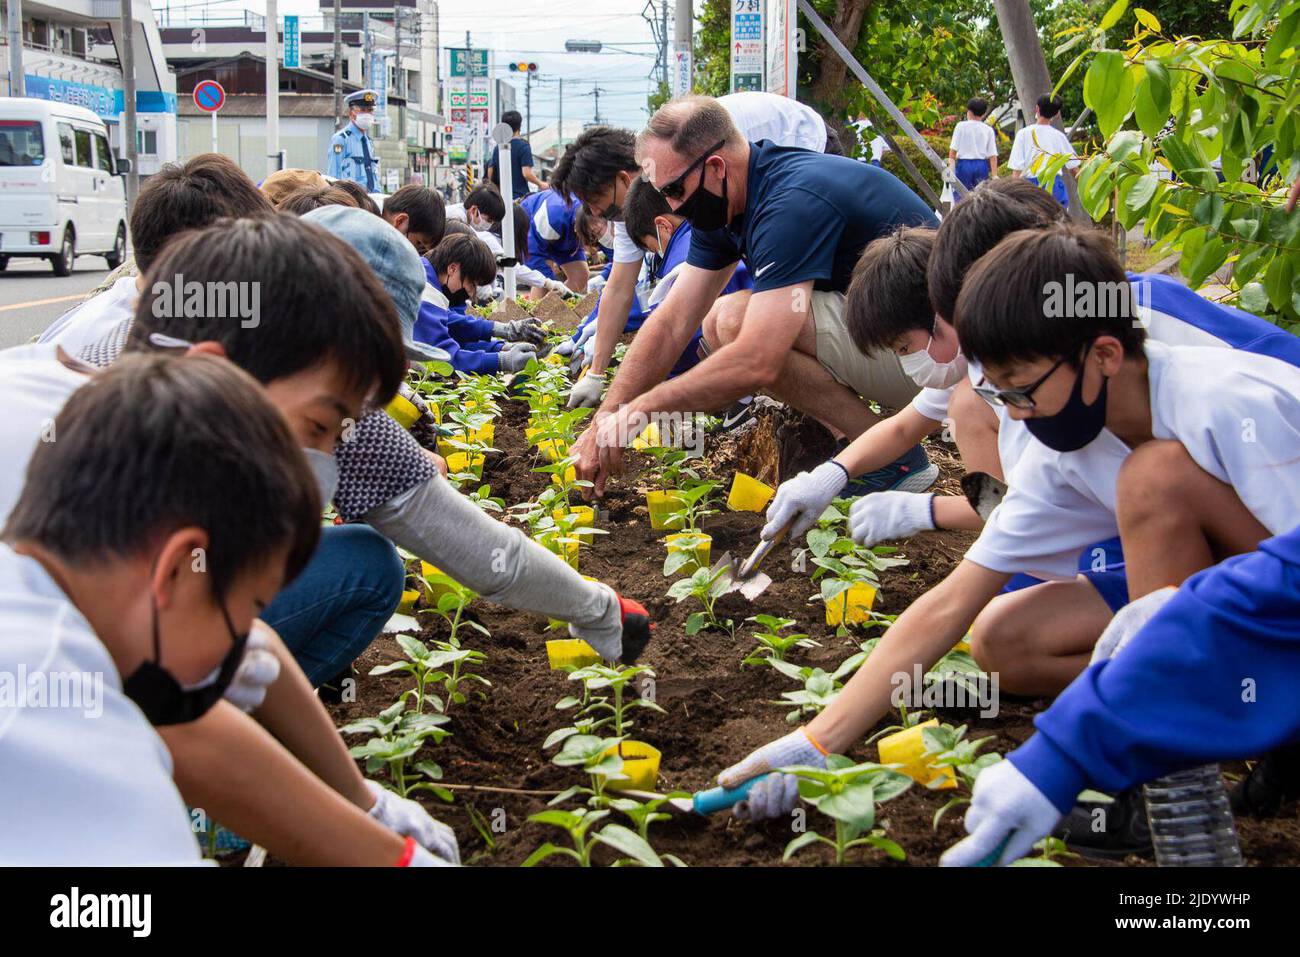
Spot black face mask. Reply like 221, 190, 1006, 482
676, 162, 730, 232
448, 289, 471, 308
1024, 355, 1110, 452
123, 596, 248, 726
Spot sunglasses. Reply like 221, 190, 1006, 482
656, 139, 726, 201
973, 340, 1094, 410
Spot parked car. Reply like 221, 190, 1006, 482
0, 97, 130, 275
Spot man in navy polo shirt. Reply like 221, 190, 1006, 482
486, 110, 544, 206
571, 94, 940, 496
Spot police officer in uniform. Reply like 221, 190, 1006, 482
328, 89, 380, 191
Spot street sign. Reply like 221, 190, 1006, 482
283, 15, 300, 69
448, 90, 490, 109
730, 0, 764, 93
192, 79, 226, 113
448, 48, 489, 78
672, 49, 692, 97
765, 0, 798, 96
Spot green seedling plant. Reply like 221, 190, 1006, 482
639, 445, 700, 491
768, 652, 868, 724
532, 454, 594, 509
566, 664, 663, 738
666, 562, 736, 638
522, 807, 667, 868
922, 723, 1002, 828
1011, 836, 1079, 868
660, 481, 719, 575
454, 369, 506, 416
368, 633, 480, 716
742, 614, 820, 667
463, 483, 505, 515
340, 700, 452, 801
780, 756, 912, 865
546, 733, 628, 808
809, 536, 909, 636
418, 575, 492, 713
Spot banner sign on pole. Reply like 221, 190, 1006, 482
283, 15, 300, 69
765, 0, 798, 96
672, 48, 692, 97
731, 0, 764, 93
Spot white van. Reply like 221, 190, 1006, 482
0, 97, 130, 276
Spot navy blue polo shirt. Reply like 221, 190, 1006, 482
687, 140, 938, 294
488, 136, 535, 205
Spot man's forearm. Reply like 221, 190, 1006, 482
628, 338, 767, 418
806, 562, 1009, 751
254, 628, 372, 809
162, 702, 406, 866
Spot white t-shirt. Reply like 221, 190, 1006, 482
0, 343, 90, 525
37, 276, 138, 357
950, 119, 997, 160
1008, 123, 1080, 175
966, 341, 1300, 579
0, 543, 203, 864
720, 91, 828, 153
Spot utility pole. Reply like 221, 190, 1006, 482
557, 77, 563, 150
525, 69, 531, 141
660, 0, 669, 87
394, 5, 402, 99
332, 0, 342, 127
119, 0, 138, 208
992, 0, 1087, 222
6, 0, 23, 96
464, 31, 475, 173
266, 0, 281, 177
592, 84, 602, 125
674, 0, 691, 95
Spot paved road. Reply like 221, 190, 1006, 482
0, 255, 115, 348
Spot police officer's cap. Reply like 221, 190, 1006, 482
346, 89, 378, 109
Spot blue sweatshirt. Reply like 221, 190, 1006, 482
1011, 524, 1300, 814
412, 263, 503, 374
445, 302, 496, 346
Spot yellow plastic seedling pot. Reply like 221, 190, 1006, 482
630, 421, 662, 450
665, 532, 712, 572
824, 583, 878, 626
540, 534, 580, 570
604, 741, 662, 792
538, 438, 568, 463
876, 719, 957, 790
545, 638, 602, 670
445, 451, 484, 478
645, 490, 686, 530
553, 506, 596, 544
551, 465, 577, 487
420, 562, 456, 602
384, 394, 422, 431
397, 588, 420, 615
727, 472, 776, 513
469, 422, 495, 445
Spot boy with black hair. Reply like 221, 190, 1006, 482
723, 214, 1300, 844
331, 177, 382, 214
447, 183, 506, 230
1009, 94, 1078, 208
381, 183, 447, 255
519, 187, 590, 298
947, 97, 998, 193
413, 233, 539, 373
277, 184, 361, 216
486, 109, 544, 205
39, 153, 274, 355
0, 353, 335, 863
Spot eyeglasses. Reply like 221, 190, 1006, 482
973, 341, 1093, 409
656, 139, 726, 201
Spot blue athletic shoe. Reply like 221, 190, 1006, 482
842, 443, 938, 496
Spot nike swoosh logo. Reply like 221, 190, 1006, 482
754, 262, 777, 278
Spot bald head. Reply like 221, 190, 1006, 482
637, 95, 744, 162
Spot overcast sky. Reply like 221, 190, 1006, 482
167, 0, 675, 129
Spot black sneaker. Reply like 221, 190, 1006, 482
717, 397, 757, 432
1055, 788, 1153, 860
1230, 742, 1300, 818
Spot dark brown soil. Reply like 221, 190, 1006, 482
326, 400, 1300, 867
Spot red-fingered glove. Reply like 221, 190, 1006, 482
618, 595, 654, 665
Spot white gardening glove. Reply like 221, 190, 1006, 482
574, 319, 598, 349
1091, 585, 1176, 664
587, 274, 607, 294
493, 318, 545, 345
224, 620, 281, 713
848, 490, 935, 546
497, 343, 537, 373
762, 461, 849, 540
546, 278, 579, 298
406, 844, 459, 867
718, 729, 826, 821
567, 371, 605, 409
366, 780, 461, 865
939, 759, 1063, 866
553, 339, 576, 357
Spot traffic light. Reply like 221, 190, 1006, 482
508, 62, 539, 73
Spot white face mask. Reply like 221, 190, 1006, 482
354, 112, 376, 131
303, 447, 339, 508
899, 336, 968, 390
599, 225, 615, 250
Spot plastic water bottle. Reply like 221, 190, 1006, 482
1143, 764, 1244, 866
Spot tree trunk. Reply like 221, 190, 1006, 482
808, 0, 871, 119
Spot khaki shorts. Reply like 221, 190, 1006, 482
811, 290, 920, 409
